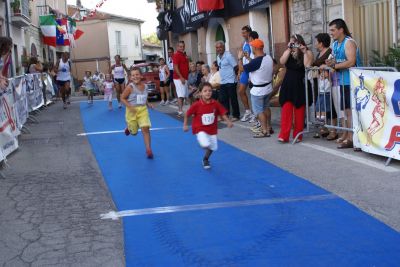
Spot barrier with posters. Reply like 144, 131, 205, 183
0, 73, 51, 163
351, 68, 400, 162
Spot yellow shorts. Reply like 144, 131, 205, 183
125, 106, 151, 135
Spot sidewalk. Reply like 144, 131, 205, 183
0, 98, 124, 266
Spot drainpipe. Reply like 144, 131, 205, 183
283, 0, 290, 42
5, 0, 15, 76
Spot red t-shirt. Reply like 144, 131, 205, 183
186, 99, 227, 135
172, 51, 189, 80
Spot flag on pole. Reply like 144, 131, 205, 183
39, 15, 57, 47
56, 18, 68, 46
197, 0, 224, 12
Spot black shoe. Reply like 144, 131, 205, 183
202, 159, 211, 169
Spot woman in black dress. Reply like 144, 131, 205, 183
278, 34, 313, 142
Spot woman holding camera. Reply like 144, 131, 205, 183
278, 34, 313, 143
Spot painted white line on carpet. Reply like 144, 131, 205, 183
300, 143, 399, 173
77, 126, 183, 136
100, 194, 337, 220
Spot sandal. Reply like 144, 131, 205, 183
337, 139, 353, 149
335, 136, 346, 143
253, 131, 271, 138
326, 132, 338, 141
278, 138, 288, 143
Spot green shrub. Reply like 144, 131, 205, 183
371, 45, 400, 69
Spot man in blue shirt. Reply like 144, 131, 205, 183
216, 41, 240, 120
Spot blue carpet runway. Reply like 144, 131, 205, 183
81, 101, 400, 266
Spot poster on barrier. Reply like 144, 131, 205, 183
351, 69, 400, 160
0, 86, 19, 161
26, 74, 44, 111
12, 76, 29, 129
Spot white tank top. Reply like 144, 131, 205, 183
127, 83, 148, 106
57, 59, 71, 81
114, 65, 125, 79
159, 65, 167, 81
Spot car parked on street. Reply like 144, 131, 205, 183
132, 62, 161, 100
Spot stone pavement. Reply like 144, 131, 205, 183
0, 98, 124, 266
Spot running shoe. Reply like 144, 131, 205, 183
124, 127, 130, 136
240, 111, 252, 122
146, 149, 154, 159
177, 111, 183, 117
165, 100, 170, 105
251, 126, 262, 133
171, 98, 178, 103
249, 114, 257, 123
118, 103, 122, 109
202, 159, 211, 169
63, 103, 67, 109
87, 100, 91, 104
160, 100, 165, 106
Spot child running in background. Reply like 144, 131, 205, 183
121, 67, 154, 159
83, 71, 96, 104
183, 82, 233, 169
103, 73, 115, 110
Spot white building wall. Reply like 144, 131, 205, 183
107, 20, 143, 67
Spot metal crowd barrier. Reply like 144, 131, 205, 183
0, 73, 54, 177
293, 66, 398, 156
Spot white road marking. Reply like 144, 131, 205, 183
100, 194, 337, 220
300, 143, 399, 173
77, 127, 183, 136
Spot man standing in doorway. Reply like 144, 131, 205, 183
173, 41, 189, 117
216, 41, 240, 121
326, 18, 362, 149
238, 25, 255, 122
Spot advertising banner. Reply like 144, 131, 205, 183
12, 77, 29, 129
351, 69, 400, 160
26, 74, 44, 111
0, 86, 19, 161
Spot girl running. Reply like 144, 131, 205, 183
103, 73, 115, 110
82, 71, 95, 104
183, 82, 233, 169
121, 68, 154, 159
111, 55, 129, 108
158, 58, 170, 105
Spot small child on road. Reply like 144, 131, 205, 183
121, 67, 154, 159
83, 70, 95, 104
183, 82, 233, 169
103, 74, 115, 110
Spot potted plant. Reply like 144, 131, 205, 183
11, 0, 21, 14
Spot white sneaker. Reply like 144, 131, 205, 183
87, 100, 91, 104
171, 98, 178, 103
249, 114, 257, 123
160, 100, 165, 106
177, 111, 183, 117
240, 111, 252, 122
165, 100, 170, 105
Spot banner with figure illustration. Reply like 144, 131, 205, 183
351, 69, 400, 160
0, 86, 19, 161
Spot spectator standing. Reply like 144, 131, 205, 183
278, 34, 313, 143
312, 33, 338, 139
158, 57, 170, 105
28, 56, 43, 74
167, 47, 177, 103
238, 39, 274, 137
0, 37, 13, 89
173, 41, 189, 117
238, 25, 254, 122
325, 19, 362, 149
216, 41, 240, 121
188, 62, 200, 101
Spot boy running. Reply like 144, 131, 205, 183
103, 73, 115, 110
121, 68, 154, 159
183, 82, 233, 169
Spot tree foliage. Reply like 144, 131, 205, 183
143, 33, 161, 45
371, 45, 400, 69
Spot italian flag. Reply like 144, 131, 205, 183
39, 15, 57, 47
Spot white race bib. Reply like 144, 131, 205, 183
137, 94, 147, 105
201, 113, 215, 125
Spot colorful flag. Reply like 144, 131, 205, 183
56, 18, 68, 46
39, 15, 57, 47
197, 0, 224, 12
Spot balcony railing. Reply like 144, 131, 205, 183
11, 0, 31, 27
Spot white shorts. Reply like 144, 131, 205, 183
196, 131, 218, 151
173, 79, 188, 98
104, 93, 113, 102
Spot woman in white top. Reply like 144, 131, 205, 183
209, 61, 221, 100
55, 52, 72, 109
111, 55, 129, 108
158, 57, 170, 105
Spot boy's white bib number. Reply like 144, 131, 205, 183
201, 113, 215, 125
137, 95, 147, 105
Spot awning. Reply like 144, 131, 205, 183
169, 0, 269, 34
